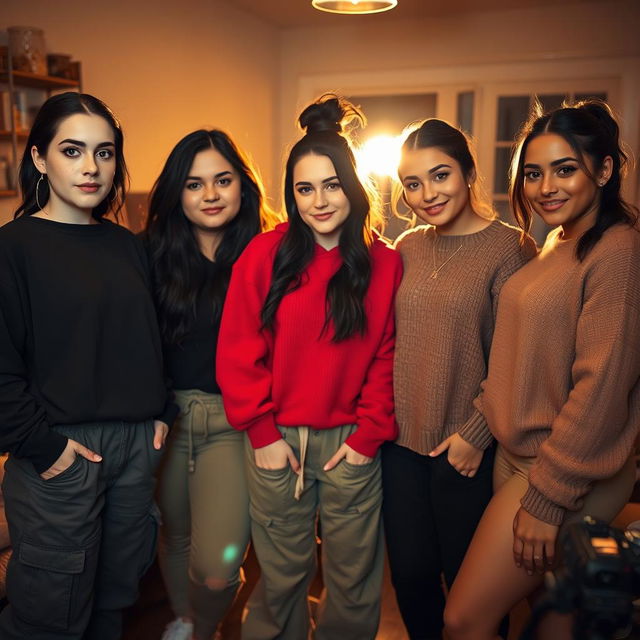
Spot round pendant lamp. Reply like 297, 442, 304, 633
311, 0, 398, 15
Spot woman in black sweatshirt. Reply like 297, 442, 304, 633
144, 129, 276, 640
0, 92, 168, 640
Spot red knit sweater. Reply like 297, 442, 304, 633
217, 223, 402, 457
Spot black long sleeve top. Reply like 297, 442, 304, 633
0, 215, 166, 473
163, 255, 221, 395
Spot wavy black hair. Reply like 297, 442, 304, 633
15, 92, 127, 220
261, 94, 377, 342
144, 129, 276, 344
510, 99, 638, 260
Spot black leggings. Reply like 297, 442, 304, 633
382, 441, 495, 640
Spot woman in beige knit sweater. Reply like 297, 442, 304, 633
444, 101, 640, 640
382, 119, 536, 639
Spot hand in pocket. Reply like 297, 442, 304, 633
428, 432, 483, 478
40, 438, 102, 480
255, 439, 300, 472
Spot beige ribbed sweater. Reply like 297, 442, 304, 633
393, 220, 536, 455
462, 223, 640, 525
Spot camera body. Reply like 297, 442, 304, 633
555, 517, 640, 634
523, 516, 640, 639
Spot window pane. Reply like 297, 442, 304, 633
538, 94, 566, 111
457, 91, 474, 135
496, 96, 530, 141
493, 147, 511, 195
352, 93, 437, 142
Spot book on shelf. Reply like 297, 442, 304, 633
0, 90, 10, 131
0, 156, 10, 191
12, 89, 40, 132
13, 91, 29, 132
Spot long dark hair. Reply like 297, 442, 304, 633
510, 99, 638, 260
15, 92, 127, 220
400, 118, 494, 221
145, 129, 275, 344
261, 94, 376, 342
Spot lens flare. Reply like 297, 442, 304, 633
222, 543, 240, 564
355, 134, 403, 179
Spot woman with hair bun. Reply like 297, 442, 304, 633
144, 129, 277, 640
217, 94, 402, 640
444, 100, 640, 640
384, 118, 536, 640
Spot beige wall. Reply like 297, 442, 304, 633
0, 0, 279, 224
277, 0, 640, 205
2, 1, 639, 224
278, 0, 640, 135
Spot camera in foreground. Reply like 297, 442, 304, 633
521, 516, 640, 640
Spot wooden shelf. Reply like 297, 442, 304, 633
0, 130, 28, 141
0, 40, 82, 201
0, 70, 80, 90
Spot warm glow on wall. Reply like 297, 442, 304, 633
311, 0, 398, 15
355, 135, 403, 178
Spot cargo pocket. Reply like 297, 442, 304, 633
9, 541, 85, 630
330, 456, 382, 515
42, 453, 83, 484
251, 465, 296, 513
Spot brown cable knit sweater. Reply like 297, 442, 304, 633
393, 220, 536, 455
462, 222, 640, 525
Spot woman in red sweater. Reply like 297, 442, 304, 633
444, 101, 640, 639
217, 94, 402, 640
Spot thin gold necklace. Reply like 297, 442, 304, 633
431, 242, 463, 279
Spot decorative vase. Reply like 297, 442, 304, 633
8, 26, 47, 75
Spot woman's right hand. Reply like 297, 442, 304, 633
40, 438, 102, 480
429, 432, 483, 477
254, 439, 300, 473
512, 506, 559, 575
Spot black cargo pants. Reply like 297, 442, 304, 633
0, 420, 162, 640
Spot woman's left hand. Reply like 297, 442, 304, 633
512, 507, 559, 575
153, 420, 169, 450
323, 443, 373, 471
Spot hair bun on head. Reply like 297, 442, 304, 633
298, 93, 365, 135
577, 99, 619, 141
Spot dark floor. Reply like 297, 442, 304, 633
122, 543, 409, 640
122, 501, 640, 640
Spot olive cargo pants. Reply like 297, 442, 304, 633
243, 424, 384, 640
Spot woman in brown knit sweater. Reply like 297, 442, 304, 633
444, 101, 640, 640
382, 119, 536, 639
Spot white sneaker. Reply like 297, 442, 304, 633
161, 618, 194, 640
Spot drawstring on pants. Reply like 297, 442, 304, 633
181, 397, 210, 473
294, 426, 309, 500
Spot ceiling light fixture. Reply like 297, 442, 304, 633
311, 0, 398, 15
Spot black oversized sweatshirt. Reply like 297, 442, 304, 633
162, 255, 222, 395
0, 215, 167, 473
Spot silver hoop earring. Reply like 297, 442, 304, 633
36, 173, 47, 211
